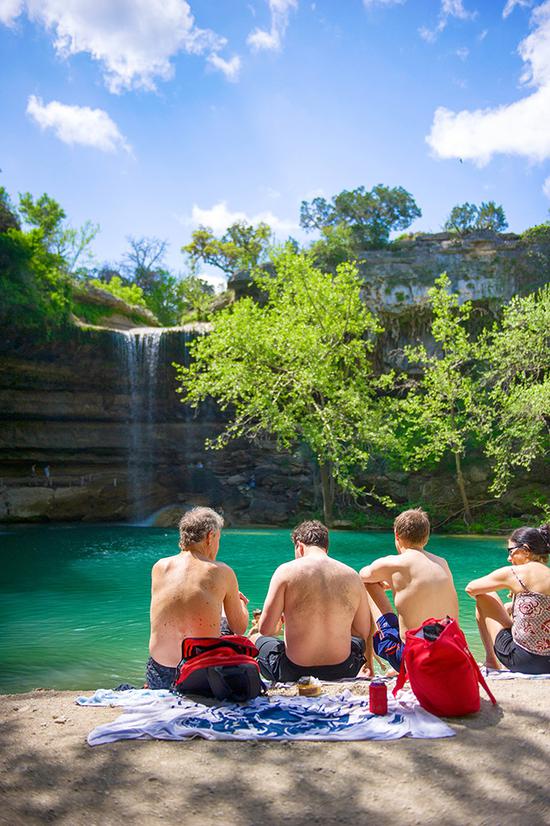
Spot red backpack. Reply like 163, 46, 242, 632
173, 635, 266, 703
393, 617, 497, 717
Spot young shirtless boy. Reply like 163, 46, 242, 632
146, 506, 249, 689
360, 508, 459, 672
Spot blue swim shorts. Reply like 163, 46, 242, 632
373, 612, 404, 672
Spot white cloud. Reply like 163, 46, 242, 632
544, 175, 550, 198
0, 0, 22, 25
503, 0, 532, 18
426, 1, 550, 165
247, 0, 298, 52
26, 95, 130, 153
2, 1, 238, 92
456, 46, 469, 59
207, 53, 241, 82
419, 0, 476, 42
186, 201, 299, 236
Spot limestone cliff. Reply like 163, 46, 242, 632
2, 232, 548, 525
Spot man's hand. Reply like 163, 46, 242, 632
239, 592, 249, 605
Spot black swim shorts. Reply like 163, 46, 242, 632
255, 636, 365, 682
494, 629, 550, 675
145, 656, 177, 689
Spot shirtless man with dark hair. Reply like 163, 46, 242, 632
360, 508, 459, 672
146, 506, 249, 689
252, 520, 371, 681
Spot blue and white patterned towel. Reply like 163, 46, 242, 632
77, 688, 455, 745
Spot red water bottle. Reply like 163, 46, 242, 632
369, 679, 388, 715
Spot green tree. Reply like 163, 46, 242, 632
480, 285, 550, 496
444, 201, 508, 234
398, 273, 484, 523
175, 248, 388, 524
476, 201, 508, 232
183, 221, 272, 276
0, 228, 71, 331
444, 202, 479, 234
18, 192, 98, 272
178, 275, 215, 322
300, 184, 421, 250
0, 186, 20, 233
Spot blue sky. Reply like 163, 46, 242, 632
1, 0, 549, 285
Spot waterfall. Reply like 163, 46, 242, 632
114, 328, 164, 520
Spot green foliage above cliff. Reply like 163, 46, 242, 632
301, 185, 422, 254
521, 222, 550, 245
183, 221, 272, 276
444, 201, 508, 234
90, 275, 147, 307
176, 248, 390, 524
0, 228, 72, 331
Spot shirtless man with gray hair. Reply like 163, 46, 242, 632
252, 520, 371, 681
146, 506, 249, 689
360, 508, 459, 672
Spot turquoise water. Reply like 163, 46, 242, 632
0, 525, 509, 693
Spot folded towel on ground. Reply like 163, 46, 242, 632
479, 667, 550, 680
77, 688, 455, 745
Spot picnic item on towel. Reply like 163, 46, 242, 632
393, 617, 497, 717
297, 676, 322, 697
369, 679, 388, 715
173, 634, 266, 702
78, 688, 455, 745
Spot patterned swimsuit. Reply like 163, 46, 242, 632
511, 567, 550, 656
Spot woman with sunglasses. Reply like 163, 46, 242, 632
466, 524, 550, 673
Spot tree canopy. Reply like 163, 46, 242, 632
300, 184, 422, 251
175, 247, 389, 523
444, 201, 508, 234
183, 221, 272, 276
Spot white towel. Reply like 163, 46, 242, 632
78, 689, 455, 746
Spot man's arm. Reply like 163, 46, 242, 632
223, 568, 249, 635
258, 567, 286, 636
360, 556, 398, 585
351, 583, 372, 641
465, 566, 515, 597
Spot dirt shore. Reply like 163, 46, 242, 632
1, 680, 549, 826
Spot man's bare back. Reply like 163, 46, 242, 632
149, 552, 246, 667
261, 553, 370, 665
148, 508, 248, 674
254, 521, 371, 683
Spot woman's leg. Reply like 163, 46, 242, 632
474, 592, 513, 670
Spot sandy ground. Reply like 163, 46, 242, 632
0, 680, 549, 826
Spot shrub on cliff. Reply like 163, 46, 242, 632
0, 228, 72, 331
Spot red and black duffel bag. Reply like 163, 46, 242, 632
172, 635, 266, 702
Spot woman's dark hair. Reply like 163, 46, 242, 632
509, 524, 550, 561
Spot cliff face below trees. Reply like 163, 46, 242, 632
1, 232, 549, 526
